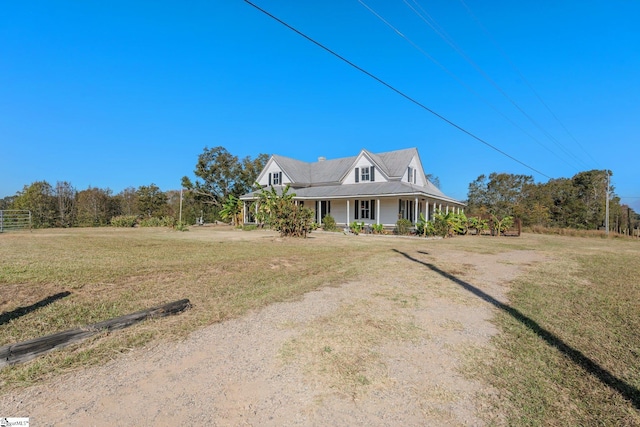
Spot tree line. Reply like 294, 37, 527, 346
466, 170, 639, 234
0, 146, 268, 229
2, 145, 638, 234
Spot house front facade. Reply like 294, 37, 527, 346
240, 148, 464, 228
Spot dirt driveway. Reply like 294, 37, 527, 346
0, 232, 541, 426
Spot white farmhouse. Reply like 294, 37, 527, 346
240, 147, 464, 227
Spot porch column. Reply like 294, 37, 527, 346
433, 201, 436, 219
439, 203, 442, 212
317, 201, 321, 224
242, 202, 246, 224
377, 199, 380, 225
346, 200, 350, 226
446, 205, 449, 214
414, 197, 419, 225
426, 201, 430, 221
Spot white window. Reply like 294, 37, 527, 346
355, 166, 375, 183
269, 171, 282, 186
361, 167, 370, 182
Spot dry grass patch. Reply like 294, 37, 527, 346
280, 296, 422, 399
0, 227, 379, 389
469, 236, 640, 425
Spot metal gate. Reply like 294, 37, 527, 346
0, 210, 32, 232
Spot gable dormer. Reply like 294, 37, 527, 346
256, 157, 291, 187
404, 153, 426, 186
342, 150, 388, 184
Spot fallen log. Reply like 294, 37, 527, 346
0, 298, 190, 368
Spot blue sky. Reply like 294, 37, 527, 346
2, 1, 639, 209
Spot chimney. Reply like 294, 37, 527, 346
318, 156, 326, 162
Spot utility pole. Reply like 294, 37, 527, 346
179, 188, 183, 225
605, 171, 610, 236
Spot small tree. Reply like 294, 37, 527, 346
256, 185, 314, 237
492, 215, 514, 236
219, 194, 243, 226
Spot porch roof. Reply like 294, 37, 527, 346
240, 181, 464, 206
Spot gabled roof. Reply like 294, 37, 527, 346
242, 147, 463, 205
272, 147, 420, 186
369, 147, 418, 178
240, 181, 462, 204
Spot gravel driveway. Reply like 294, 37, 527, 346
0, 241, 540, 426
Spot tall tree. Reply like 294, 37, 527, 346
115, 187, 138, 216
76, 187, 115, 226
55, 181, 76, 228
136, 184, 167, 218
467, 173, 533, 218
182, 146, 268, 208
10, 181, 56, 228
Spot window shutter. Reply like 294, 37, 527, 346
278, 172, 282, 185
355, 168, 359, 183
268, 173, 272, 186
354, 200, 359, 219
413, 170, 416, 184
371, 199, 375, 220
371, 166, 375, 182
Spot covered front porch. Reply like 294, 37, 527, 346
242, 196, 464, 228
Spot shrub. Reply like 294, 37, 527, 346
371, 223, 385, 234
174, 221, 189, 232
349, 221, 365, 235
256, 185, 315, 237
322, 215, 337, 231
395, 218, 413, 235
416, 213, 435, 237
110, 215, 138, 227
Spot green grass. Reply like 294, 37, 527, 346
472, 236, 640, 425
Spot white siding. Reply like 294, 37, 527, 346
379, 198, 400, 225
404, 155, 426, 187
332, 200, 349, 226
342, 153, 387, 184
257, 159, 291, 186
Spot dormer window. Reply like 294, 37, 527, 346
407, 167, 416, 184
361, 167, 370, 181
268, 171, 282, 186
354, 166, 375, 183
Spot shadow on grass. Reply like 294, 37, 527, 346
392, 248, 640, 411
0, 291, 71, 326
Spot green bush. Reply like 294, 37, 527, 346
322, 214, 337, 231
416, 213, 435, 237
256, 185, 315, 237
110, 215, 138, 227
349, 221, 365, 235
395, 218, 413, 235
174, 221, 189, 232
371, 223, 385, 234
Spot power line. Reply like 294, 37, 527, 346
357, 0, 579, 170
404, 0, 589, 171
244, 0, 551, 179
458, 0, 600, 168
